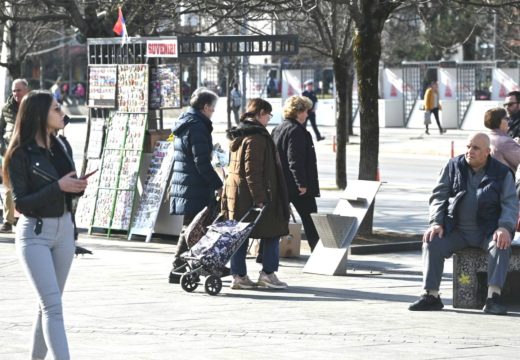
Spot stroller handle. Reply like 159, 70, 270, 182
238, 205, 267, 226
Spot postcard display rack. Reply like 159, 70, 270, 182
77, 59, 184, 238
128, 141, 175, 241
77, 64, 149, 236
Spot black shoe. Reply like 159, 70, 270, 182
483, 293, 507, 315
168, 272, 181, 284
317, 136, 325, 141
425, 129, 430, 135
221, 267, 231, 277
169, 259, 187, 284
408, 294, 444, 311
0, 222, 12, 233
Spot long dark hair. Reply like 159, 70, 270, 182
239, 98, 272, 123
3, 90, 53, 186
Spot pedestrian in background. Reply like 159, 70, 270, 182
0, 78, 30, 233
230, 83, 242, 125
302, 80, 324, 141
222, 98, 290, 290
484, 107, 520, 173
51, 80, 63, 104
272, 95, 320, 251
168, 88, 224, 283
423, 81, 445, 135
505, 91, 520, 140
3, 90, 88, 359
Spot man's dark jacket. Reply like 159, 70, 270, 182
169, 108, 223, 217
0, 95, 19, 155
271, 118, 320, 199
507, 111, 520, 139
440, 154, 510, 239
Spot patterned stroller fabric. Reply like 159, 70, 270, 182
188, 219, 255, 273
184, 198, 220, 248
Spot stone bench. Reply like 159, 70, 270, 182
453, 244, 520, 308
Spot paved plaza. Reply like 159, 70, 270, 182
1, 125, 520, 359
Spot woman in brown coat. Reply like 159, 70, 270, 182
221, 98, 290, 289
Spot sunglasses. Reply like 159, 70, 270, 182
503, 102, 519, 107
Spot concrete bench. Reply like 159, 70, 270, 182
453, 244, 520, 308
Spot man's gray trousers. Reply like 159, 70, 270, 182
423, 228, 511, 291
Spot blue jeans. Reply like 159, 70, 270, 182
16, 212, 75, 360
231, 237, 280, 276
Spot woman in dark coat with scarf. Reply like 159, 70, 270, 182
272, 95, 320, 251
221, 98, 290, 289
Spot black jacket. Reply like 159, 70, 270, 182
169, 108, 223, 217
507, 112, 520, 139
0, 96, 18, 155
8, 135, 78, 218
271, 118, 320, 198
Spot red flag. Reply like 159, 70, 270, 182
113, 7, 126, 36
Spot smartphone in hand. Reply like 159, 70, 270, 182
80, 169, 98, 180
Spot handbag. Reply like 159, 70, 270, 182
424, 110, 432, 125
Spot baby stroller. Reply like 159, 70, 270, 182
173, 207, 265, 296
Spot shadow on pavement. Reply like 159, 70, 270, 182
221, 286, 418, 303
443, 308, 520, 317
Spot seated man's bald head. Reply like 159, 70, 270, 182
465, 132, 491, 171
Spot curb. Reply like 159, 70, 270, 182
350, 240, 422, 255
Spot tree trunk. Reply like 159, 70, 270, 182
333, 55, 353, 190
353, 16, 384, 234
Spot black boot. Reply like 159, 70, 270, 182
168, 258, 187, 284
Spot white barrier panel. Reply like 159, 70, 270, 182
440, 100, 458, 129
461, 100, 502, 130
378, 99, 404, 127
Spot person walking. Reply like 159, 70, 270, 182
505, 91, 520, 139
0, 78, 30, 233
302, 80, 324, 141
221, 98, 290, 290
230, 83, 242, 125
3, 90, 88, 359
168, 88, 224, 283
423, 81, 445, 135
272, 95, 320, 252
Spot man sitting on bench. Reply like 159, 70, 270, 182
409, 132, 518, 315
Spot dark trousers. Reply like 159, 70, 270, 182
430, 108, 443, 132
290, 194, 319, 251
305, 111, 322, 140
423, 229, 510, 291
231, 237, 280, 276
172, 214, 195, 267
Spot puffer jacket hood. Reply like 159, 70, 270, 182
172, 107, 212, 136
226, 118, 269, 151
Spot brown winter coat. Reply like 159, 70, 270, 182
221, 119, 289, 238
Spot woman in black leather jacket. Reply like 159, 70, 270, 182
2, 90, 87, 360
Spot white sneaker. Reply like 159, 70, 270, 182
257, 271, 288, 289
231, 275, 257, 290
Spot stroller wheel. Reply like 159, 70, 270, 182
204, 275, 222, 296
180, 273, 199, 292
